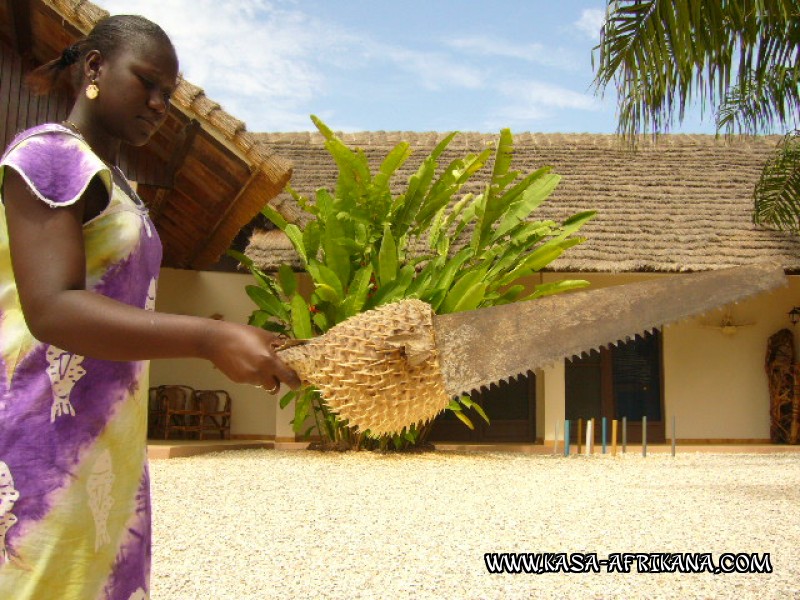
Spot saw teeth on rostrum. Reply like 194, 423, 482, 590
278, 299, 451, 436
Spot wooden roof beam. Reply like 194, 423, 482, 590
166, 118, 201, 186
187, 166, 260, 269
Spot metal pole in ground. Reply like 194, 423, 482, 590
642, 415, 647, 457
602, 417, 607, 454
622, 416, 627, 453
672, 415, 676, 457
564, 420, 570, 457
611, 419, 618, 456
586, 419, 593, 456
553, 421, 559, 456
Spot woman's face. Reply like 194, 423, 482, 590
90, 39, 179, 146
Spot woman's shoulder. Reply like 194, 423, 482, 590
5, 121, 75, 143
2, 122, 89, 159
1, 123, 110, 208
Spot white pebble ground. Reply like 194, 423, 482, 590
150, 450, 800, 599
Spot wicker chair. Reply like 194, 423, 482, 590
195, 390, 232, 440
158, 385, 202, 440
147, 386, 163, 438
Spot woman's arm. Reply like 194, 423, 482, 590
3, 168, 299, 389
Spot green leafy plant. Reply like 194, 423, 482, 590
234, 115, 595, 450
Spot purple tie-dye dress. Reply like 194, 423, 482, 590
0, 124, 161, 600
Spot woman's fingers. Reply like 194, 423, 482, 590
269, 354, 301, 389
208, 322, 301, 389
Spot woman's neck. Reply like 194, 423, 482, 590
62, 112, 121, 167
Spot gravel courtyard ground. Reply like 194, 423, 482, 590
149, 449, 800, 599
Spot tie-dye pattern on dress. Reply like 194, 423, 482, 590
0, 124, 162, 600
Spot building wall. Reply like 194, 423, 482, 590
663, 276, 796, 441
150, 268, 295, 439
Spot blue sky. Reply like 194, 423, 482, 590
100, 0, 720, 134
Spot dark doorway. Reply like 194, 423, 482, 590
565, 331, 664, 444
429, 371, 536, 442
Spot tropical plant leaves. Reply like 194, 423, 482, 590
754, 130, 800, 232
377, 224, 398, 285
441, 269, 488, 313
308, 261, 344, 298
519, 279, 591, 302
717, 70, 800, 135
302, 221, 322, 261
260, 204, 288, 230
491, 169, 558, 243
235, 116, 595, 449
279, 390, 297, 410
342, 265, 373, 317
458, 396, 490, 425
245, 285, 288, 321
373, 142, 412, 204
284, 224, 307, 265
277, 264, 297, 298
369, 264, 415, 307
290, 294, 313, 339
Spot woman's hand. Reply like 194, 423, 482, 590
202, 321, 301, 391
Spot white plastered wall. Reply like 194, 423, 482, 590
662, 275, 796, 440
149, 268, 295, 439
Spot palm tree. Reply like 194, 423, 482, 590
593, 0, 800, 233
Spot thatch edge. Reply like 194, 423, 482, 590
245, 230, 795, 274
256, 130, 783, 150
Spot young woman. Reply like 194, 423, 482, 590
0, 14, 299, 599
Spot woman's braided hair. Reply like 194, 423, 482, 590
26, 14, 174, 96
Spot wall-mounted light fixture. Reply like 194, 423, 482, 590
701, 307, 753, 335
789, 307, 800, 326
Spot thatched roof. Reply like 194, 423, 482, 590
245, 130, 799, 273
0, 0, 292, 269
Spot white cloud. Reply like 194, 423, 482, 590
501, 81, 598, 111
485, 80, 600, 130
574, 8, 606, 40
95, 0, 489, 131
99, 0, 362, 130
446, 36, 578, 70
383, 46, 485, 91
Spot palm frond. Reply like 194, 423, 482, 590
754, 130, 800, 232
595, 0, 800, 138
717, 68, 800, 134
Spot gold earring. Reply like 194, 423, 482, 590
85, 78, 99, 100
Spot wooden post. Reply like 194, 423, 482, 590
611, 419, 618, 456
577, 418, 583, 454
